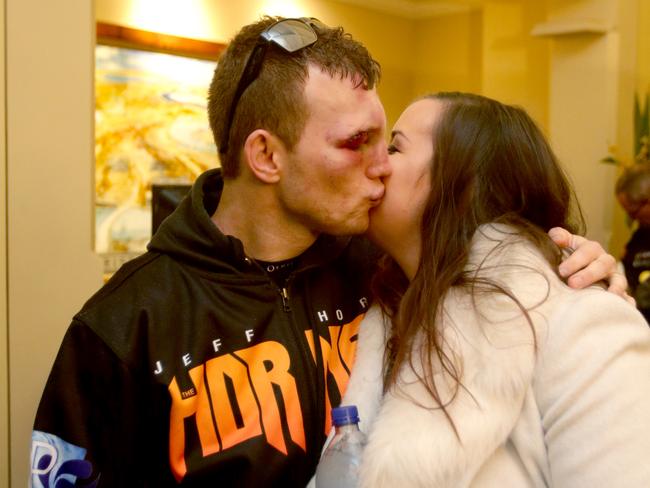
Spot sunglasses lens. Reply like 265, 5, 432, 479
261, 19, 318, 52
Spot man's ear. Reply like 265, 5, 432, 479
243, 129, 285, 184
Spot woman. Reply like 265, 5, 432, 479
342, 93, 650, 487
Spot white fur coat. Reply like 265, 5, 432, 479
340, 225, 650, 487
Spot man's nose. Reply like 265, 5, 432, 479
366, 143, 392, 179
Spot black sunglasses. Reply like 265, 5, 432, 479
219, 17, 325, 154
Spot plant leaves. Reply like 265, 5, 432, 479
635, 92, 650, 159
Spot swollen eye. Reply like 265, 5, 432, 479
341, 132, 368, 150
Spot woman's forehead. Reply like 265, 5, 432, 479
393, 99, 442, 138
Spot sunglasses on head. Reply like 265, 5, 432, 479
220, 17, 326, 154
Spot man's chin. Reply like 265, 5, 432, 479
320, 218, 369, 237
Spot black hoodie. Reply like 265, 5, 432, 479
31, 169, 379, 487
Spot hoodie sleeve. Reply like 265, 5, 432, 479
30, 320, 170, 487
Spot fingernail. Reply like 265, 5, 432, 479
548, 228, 561, 239
571, 276, 583, 288
558, 264, 568, 277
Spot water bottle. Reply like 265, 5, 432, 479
315, 405, 367, 488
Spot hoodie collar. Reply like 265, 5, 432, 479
148, 168, 351, 275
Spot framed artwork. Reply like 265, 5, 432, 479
94, 22, 225, 258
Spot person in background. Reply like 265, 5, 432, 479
616, 162, 650, 322
31, 17, 627, 487
339, 92, 650, 487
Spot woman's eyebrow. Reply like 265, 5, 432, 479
391, 130, 409, 142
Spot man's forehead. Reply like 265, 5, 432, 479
304, 65, 376, 99
303, 66, 386, 132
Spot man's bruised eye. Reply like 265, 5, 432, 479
341, 132, 369, 150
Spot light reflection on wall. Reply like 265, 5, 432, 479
120, 0, 315, 41
128, 0, 214, 39
260, 0, 310, 18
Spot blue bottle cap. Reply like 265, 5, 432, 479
331, 405, 359, 426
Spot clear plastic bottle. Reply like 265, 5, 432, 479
315, 405, 367, 488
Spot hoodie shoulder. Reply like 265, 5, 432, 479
78, 252, 163, 315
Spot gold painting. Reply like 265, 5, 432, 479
95, 23, 224, 254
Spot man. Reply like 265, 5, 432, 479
31, 17, 625, 487
616, 162, 650, 321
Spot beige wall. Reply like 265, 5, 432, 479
412, 2, 550, 129
412, 10, 483, 99
0, 0, 7, 484
7, 0, 102, 485
322, 2, 416, 127
540, 0, 637, 250
639, 0, 650, 94
482, 1, 549, 130
609, 0, 641, 257
549, 33, 619, 244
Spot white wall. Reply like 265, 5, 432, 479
6, 0, 102, 485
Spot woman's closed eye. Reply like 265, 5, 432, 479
387, 143, 399, 155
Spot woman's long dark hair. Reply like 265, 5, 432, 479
373, 92, 585, 435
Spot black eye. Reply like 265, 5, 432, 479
341, 132, 369, 150
387, 144, 399, 155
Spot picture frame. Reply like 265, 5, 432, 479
94, 22, 225, 259
96, 22, 225, 61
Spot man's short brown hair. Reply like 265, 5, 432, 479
207, 16, 381, 178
